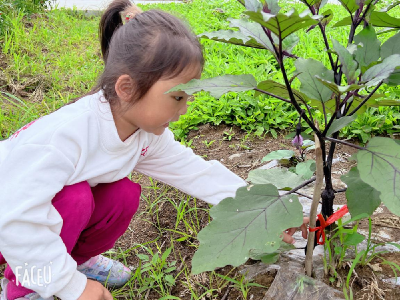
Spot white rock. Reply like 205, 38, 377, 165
382, 277, 400, 286
228, 153, 243, 160
332, 156, 346, 164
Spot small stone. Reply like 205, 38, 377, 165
332, 156, 346, 164
228, 153, 243, 160
382, 277, 400, 286
368, 263, 383, 272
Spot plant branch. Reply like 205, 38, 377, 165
348, 81, 383, 116
318, 23, 336, 72
324, 136, 365, 150
322, 101, 328, 128
334, 188, 347, 193
263, 21, 322, 147
262, 26, 279, 55
293, 191, 312, 199
283, 176, 316, 196
301, 1, 335, 72
277, 46, 322, 139
254, 88, 291, 103
355, 1, 374, 28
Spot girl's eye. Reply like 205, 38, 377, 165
174, 96, 184, 101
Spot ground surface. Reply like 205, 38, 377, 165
111, 124, 400, 300
1, 122, 400, 299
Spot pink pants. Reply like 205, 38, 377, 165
0, 178, 141, 299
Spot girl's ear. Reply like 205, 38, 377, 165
115, 75, 135, 103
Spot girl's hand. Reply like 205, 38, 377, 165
78, 280, 113, 300
282, 217, 309, 244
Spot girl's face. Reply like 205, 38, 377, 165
115, 65, 201, 140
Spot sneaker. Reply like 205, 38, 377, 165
0, 278, 53, 300
77, 255, 131, 288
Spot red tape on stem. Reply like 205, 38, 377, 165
308, 205, 349, 245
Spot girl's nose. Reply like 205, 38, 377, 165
179, 103, 188, 116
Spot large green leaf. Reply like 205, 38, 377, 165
339, 0, 359, 13
229, 18, 275, 52
198, 30, 267, 49
255, 80, 309, 102
370, 99, 400, 107
296, 160, 316, 180
245, 0, 263, 12
191, 184, 303, 274
353, 137, 400, 216
249, 242, 295, 264
310, 93, 389, 115
247, 168, 305, 190
362, 54, 400, 86
332, 39, 359, 82
295, 58, 335, 102
245, 8, 320, 40
344, 232, 365, 246
354, 26, 381, 69
315, 77, 364, 94
167, 75, 257, 99
264, 0, 281, 14
262, 149, 295, 162
341, 167, 381, 216
282, 34, 300, 54
385, 68, 400, 86
381, 32, 400, 60
333, 16, 352, 28
199, 18, 298, 57
369, 11, 400, 28
326, 115, 357, 137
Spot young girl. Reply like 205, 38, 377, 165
0, 1, 308, 299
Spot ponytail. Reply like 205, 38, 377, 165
99, 0, 142, 62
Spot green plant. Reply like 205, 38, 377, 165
215, 273, 266, 300
135, 245, 179, 298
202, 139, 216, 148
223, 128, 235, 141
169, 0, 400, 280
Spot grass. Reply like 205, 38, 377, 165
1, 1, 400, 299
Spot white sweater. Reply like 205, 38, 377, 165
0, 91, 246, 299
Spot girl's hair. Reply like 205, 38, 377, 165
94, 0, 204, 109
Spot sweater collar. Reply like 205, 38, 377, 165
89, 91, 142, 153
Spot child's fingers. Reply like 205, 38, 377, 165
285, 227, 297, 236
281, 232, 295, 244
301, 217, 310, 239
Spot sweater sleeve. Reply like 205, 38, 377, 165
0, 144, 87, 300
134, 129, 247, 205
